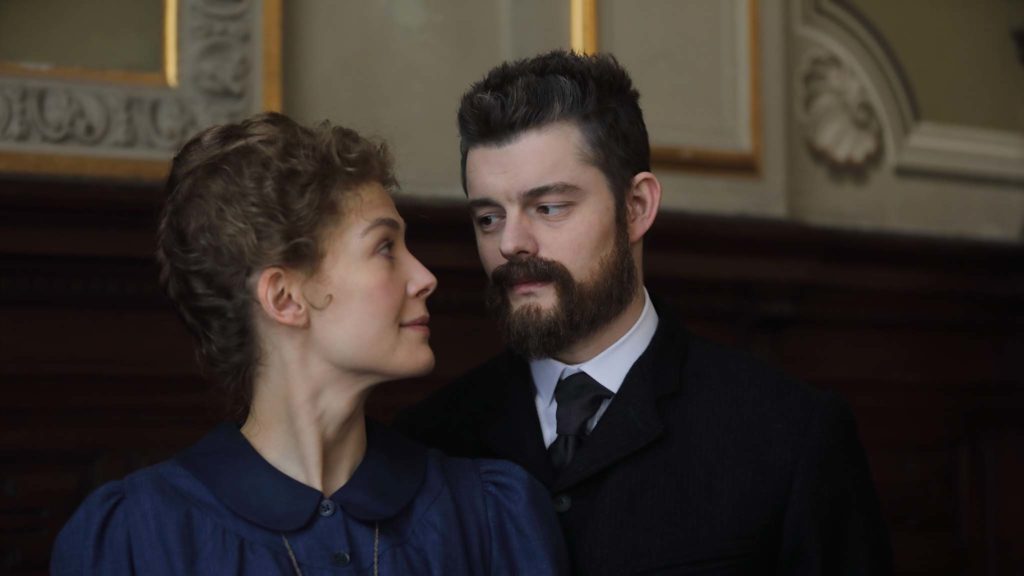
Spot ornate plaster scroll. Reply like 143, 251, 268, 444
793, 0, 1024, 184
0, 0, 279, 178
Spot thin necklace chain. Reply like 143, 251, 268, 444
281, 534, 300, 574
373, 518, 380, 575
281, 522, 380, 576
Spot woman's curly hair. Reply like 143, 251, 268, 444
155, 112, 395, 421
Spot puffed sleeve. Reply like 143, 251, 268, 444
51, 481, 134, 575
778, 392, 893, 574
478, 460, 569, 576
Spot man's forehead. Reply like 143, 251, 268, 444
465, 125, 593, 198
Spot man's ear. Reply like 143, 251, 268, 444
625, 171, 661, 243
255, 267, 308, 328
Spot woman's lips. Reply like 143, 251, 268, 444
401, 315, 430, 334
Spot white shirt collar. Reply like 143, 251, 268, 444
531, 288, 659, 405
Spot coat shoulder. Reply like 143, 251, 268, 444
393, 351, 517, 455
675, 332, 845, 442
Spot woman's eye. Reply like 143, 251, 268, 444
377, 240, 395, 257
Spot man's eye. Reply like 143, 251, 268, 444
377, 240, 395, 257
537, 204, 568, 216
475, 214, 500, 230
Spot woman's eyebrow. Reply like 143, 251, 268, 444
359, 216, 403, 237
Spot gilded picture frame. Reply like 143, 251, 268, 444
570, 0, 762, 175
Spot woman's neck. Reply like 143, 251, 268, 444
240, 362, 373, 495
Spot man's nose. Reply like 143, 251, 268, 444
498, 214, 538, 260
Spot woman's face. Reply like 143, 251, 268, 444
304, 183, 437, 382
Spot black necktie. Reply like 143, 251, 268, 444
548, 371, 612, 473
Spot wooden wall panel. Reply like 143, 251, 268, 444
1, 178, 1021, 574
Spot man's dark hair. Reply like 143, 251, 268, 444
156, 112, 395, 421
457, 50, 650, 206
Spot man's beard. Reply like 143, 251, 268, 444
484, 229, 638, 359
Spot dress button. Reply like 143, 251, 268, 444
553, 493, 571, 513
331, 551, 351, 566
318, 498, 336, 517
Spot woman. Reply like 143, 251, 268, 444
51, 113, 567, 575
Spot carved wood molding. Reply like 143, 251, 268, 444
2, 197, 1021, 576
3, 196, 1021, 317
793, 0, 1024, 183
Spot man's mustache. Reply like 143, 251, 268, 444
490, 257, 568, 290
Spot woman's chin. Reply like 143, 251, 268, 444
385, 351, 435, 381
409, 354, 436, 378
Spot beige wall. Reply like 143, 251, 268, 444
283, 0, 790, 218
852, 0, 1024, 133
283, 1, 1024, 243
2, 1, 1019, 241
283, 0, 568, 200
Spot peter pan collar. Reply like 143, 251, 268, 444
177, 420, 427, 532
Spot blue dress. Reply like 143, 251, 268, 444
51, 422, 568, 575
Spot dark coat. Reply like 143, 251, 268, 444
396, 301, 892, 575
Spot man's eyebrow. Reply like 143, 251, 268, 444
522, 182, 581, 200
359, 216, 403, 237
467, 182, 582, 210
467, 197, 501, 211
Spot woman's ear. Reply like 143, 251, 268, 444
255, 267, 308, 327
625, 171, 662, 243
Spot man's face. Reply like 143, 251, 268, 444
465, 122, 637, 358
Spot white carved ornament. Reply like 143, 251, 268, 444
801, 51, 882, 170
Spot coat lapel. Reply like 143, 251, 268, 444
553, 306, 689, 492
480, 352, 556, 488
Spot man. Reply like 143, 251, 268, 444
397, 50, 891, 575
